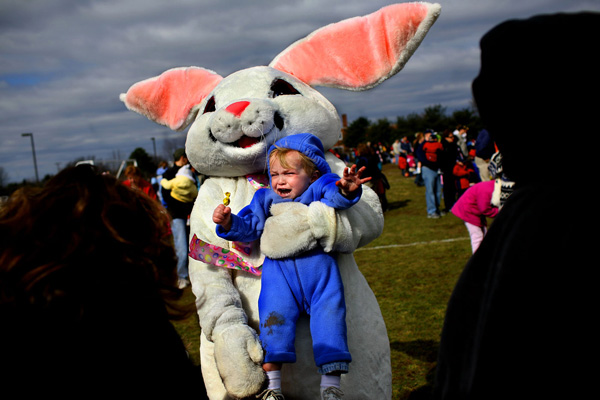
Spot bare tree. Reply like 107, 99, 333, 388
161, 134, 186, 161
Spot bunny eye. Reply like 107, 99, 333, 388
270, 79, 300, 98
203, 96, 216, 114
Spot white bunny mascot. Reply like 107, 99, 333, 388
121, 3, 440, 399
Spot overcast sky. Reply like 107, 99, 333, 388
1, 0, 597, 184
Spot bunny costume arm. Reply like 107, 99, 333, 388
322, 154, 385, 252
188, 176, 266, 398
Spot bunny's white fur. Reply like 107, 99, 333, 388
189, 158, 387, 399
121, 3, 441, 399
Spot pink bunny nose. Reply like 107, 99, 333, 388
225, 101, 250, 118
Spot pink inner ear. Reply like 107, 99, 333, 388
270, 3, 439, 90
122, 67, 223, 131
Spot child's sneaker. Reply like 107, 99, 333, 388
256, 388, 285, 400
321, 386, 344, 400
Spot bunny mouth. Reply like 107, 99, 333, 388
207, 131, 267, 148
236, 135, 261, 149
208, 111, 284, 149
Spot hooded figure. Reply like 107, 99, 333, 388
434, 12, 599, 399
216, 133, 357, 381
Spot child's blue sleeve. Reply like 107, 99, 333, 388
216, 189, 270, 242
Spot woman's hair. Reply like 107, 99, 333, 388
413, 132, 424, 144
0, 164, 190, 321
124, 164, 142, 178
269, 146, 319, 177
356, 143, 373, 157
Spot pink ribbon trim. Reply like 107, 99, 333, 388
246, 173, 270, 190
189, 234, 262, 276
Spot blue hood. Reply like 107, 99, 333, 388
268, 133, 331, 177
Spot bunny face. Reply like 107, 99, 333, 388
186, 66, 341, 177
120, 3, 442, 179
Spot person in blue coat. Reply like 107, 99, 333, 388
213, 133, 369, 400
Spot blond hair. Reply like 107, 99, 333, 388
269, 147, 319, 176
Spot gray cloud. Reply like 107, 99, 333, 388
1, 0, 598, 183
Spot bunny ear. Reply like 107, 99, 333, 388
269, 2, 441, 91
120, 67, 223, 131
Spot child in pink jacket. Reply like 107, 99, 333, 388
451, 180, 499, 253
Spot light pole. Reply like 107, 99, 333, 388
151, 137, 157, 160
21, 133, 39, 183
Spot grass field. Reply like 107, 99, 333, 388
173, 162, 472, 399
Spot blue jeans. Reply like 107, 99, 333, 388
171, 218, 189, 280
422, 166, 442, 216
319, 361, 350, 375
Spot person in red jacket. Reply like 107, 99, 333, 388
452, 158, 476, 198
416, 129, 444, 218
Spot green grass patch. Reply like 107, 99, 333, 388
173, 163, 472, 399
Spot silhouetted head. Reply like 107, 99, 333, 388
0, 164, 185, 319
472, 12, 599, 183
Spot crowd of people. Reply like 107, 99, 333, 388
346, 124, 501, 220
349, 127, 516, 255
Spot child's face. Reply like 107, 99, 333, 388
270, 151, 316, 200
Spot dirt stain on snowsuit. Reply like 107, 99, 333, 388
262, 312, 285, 335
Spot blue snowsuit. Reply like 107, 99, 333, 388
216, 134, 358, 371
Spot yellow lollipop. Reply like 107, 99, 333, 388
223, 192, 231, 206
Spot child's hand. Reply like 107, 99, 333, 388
213, 204, 232, 231
336, 164, 371, 197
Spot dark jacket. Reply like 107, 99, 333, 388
440, 138, 461, 173
474, 129, 495, 160
434, 12, 599, 399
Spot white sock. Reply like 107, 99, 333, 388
267, 370, 281, 390
320, 374, 341, 389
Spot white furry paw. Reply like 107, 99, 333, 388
212, 324, 265, 398
307, 201, 337, 252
